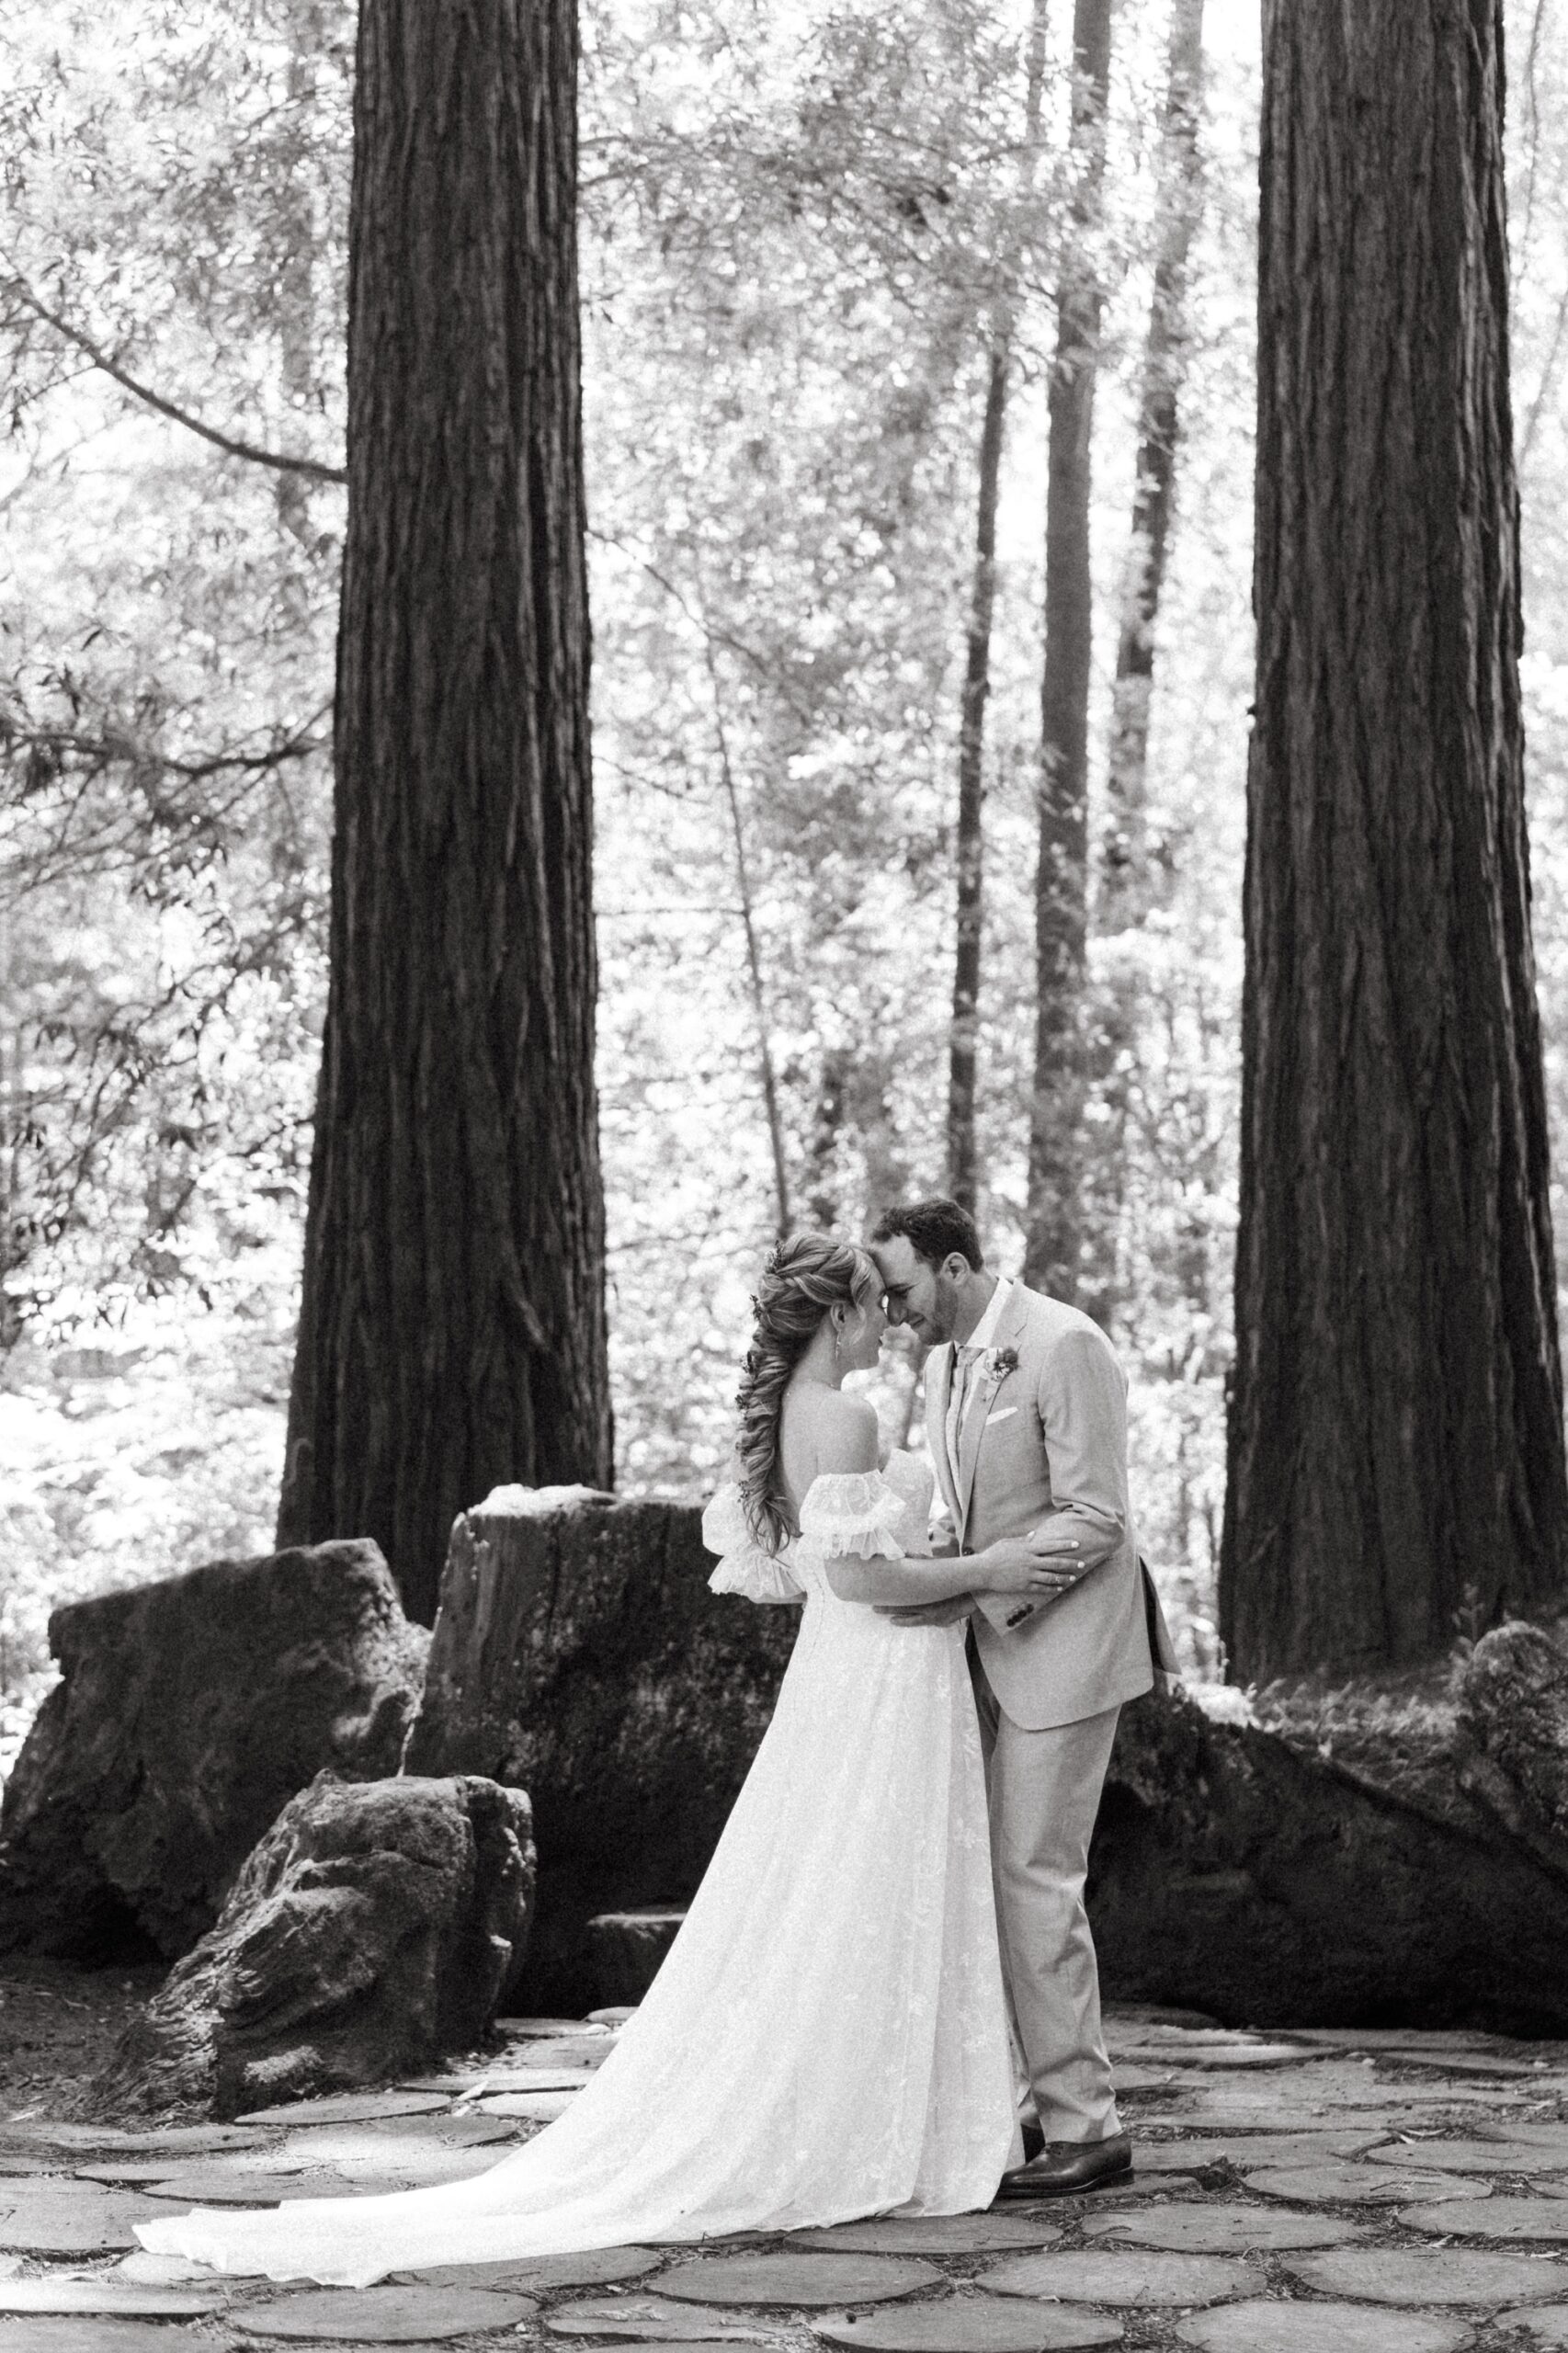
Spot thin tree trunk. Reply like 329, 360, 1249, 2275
705, 638, 791, 1239
1101, 0, 1204, 921
946, 0, 1045, 1213
947, 0, 1049, 1217
1221, 0, 1568, 1681
1025, 0, 1113, 1297
274, 0, 326, 586
277, 0, 612, 1621
946, 335, 1007, 1220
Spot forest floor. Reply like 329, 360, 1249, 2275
2, 2002, 1568, 2348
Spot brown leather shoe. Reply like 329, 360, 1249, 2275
995, 2131, 1131, 2200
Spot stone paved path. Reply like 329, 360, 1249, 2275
4, 2009, 1568, 2350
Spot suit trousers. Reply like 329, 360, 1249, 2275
969, 1643, 1121, 2145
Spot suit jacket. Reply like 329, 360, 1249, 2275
925, 1280, 1179, 1732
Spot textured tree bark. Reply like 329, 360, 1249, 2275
1221, 0, 1568, 1681
277, 0, 613, 1622
1101, 0, 1204, 922
1025, 0, 1113, 1296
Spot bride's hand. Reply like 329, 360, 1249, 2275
982, 1536, 1082, 1595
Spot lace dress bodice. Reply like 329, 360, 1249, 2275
701, 1451, 936, 1604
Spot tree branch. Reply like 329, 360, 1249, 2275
3, 274, 347, 486
4, 711, 330, 789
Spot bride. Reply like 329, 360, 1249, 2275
137, 1233, 1073, 2286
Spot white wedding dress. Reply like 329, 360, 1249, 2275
136, 1453, 1015, 2285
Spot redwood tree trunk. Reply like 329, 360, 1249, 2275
1221, 0, 1568, 1682
1101, 0, 1204, 921
1025, 0, 1112, 1295
277, 0, 612, 1621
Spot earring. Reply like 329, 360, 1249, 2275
833, 1322, 843, 1363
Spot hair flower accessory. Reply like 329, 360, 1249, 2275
983, 1346, 1018, 1380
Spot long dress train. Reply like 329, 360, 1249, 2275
135, 1455, 1015, 2285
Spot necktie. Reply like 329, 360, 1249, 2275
948, 1344, 983, 1473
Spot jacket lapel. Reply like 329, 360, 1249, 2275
956, 1284, 1031, 1542
926, 1343, 962, 1534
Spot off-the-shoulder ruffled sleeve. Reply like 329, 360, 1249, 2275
799, 1461, 931, 1561
701, 1482, 806, 1604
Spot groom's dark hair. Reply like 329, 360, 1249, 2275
870, 1197, 984, 1272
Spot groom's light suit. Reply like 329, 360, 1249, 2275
926, 1277, 1178, 2146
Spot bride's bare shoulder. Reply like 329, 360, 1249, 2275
805, 1389, 880, 1475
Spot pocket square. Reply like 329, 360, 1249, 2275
985, 1405, 1018, 1426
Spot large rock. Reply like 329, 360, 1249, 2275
0, 1540, 429, 1961
1090, 1634, 1568, 2032
404, 1487, 798, 2009
95, 1772, 535, 2117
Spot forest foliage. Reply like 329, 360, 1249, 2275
6, 0, 1568, 1749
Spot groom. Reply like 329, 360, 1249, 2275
869, 1198, 1176, 2198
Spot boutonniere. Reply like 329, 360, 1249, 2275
981, 1346, 1018, 1381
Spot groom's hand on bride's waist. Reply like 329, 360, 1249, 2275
873, 1594, 978, 1626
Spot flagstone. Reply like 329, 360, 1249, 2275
511, 2037, 616, 2069
791, 2217, 1062, 2256
267, 2132, 499, 2188
1132, 2131, 1389, 2170
233, 2091, 452, 2127
0, 2193, 166, 2254
1081, 2200, 1366, 2253
1398, 2195, 1568, 2239
1140, 2097, 1507, 2132
0, 2278, 226, 2315
1110, 2045, 1315, 2070
981, 2251, 1258, 2307
658, 2254, 942, 2306
1283, 2245, 1568, 2302
394, 2247, 662, 2290
1174, 2301, 1471, 2353
139, 2166, 364, 2203
547, 2294, 783, 2340
1500, 2306, 1568, 2345
74, 2154, 312, 2186
1289, 2028, 1506, 2052
233, 2283, 540, 2338
283, 2113, 517, 2153
1157, 2075, 1524, 2116
587, 2007, 639, 2026
110, 2250, 227, 2286
812, 2295, 1122, 2349
1377, 2052, 1543, 2076
492, 2023, 607, 2042
471, 2073, 595, 2097
1243, 2161, 1493, 2205
0, 2122, 266, 2153
475, 2089, 580, 2119
0, 2324, 227, 2353
1367, 2139, 1568, 2173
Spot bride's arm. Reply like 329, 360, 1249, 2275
810, 1404, 1070, 1608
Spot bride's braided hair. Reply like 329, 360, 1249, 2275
735, 1233, 879, 1552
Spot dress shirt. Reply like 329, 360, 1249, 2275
944, 1278, 1013, 1484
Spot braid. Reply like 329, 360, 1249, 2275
734, 1233, 877, 1552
